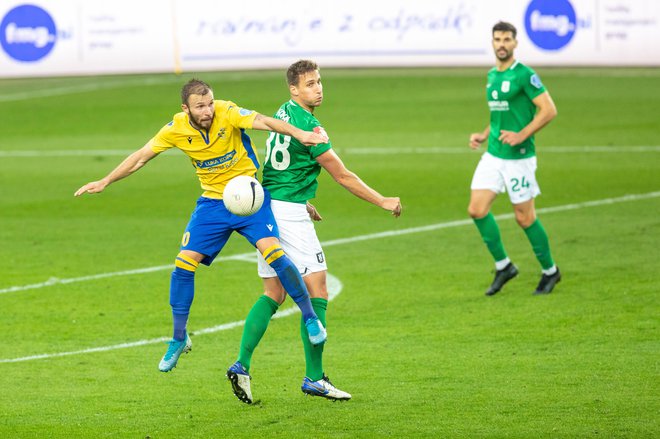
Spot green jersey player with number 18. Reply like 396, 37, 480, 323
226, 60, 402, 404
468, 21, 560, 296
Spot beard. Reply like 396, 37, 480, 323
496, 48, 513, 62
189, 112, 212, 130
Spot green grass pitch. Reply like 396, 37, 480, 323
0, 67, 658, 438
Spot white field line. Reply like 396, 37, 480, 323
0, 76, 185, 103
1, 190, 659, 363
2, 190, 660, 297
0, 270, 342, 364
1, 146, 660, 157
1, 68, 657, 103
336, 146, 660, 154
0, 71, 289, 103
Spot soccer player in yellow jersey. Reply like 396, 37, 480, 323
75, 79, 329, 373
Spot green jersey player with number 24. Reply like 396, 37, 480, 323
226, 60, 402, 404
468, 21, 561, 297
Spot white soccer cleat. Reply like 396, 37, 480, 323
226, 361, 253, 404
301, 375, 351, 401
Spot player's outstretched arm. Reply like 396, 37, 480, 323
317, 149, 402, 217
251, 114, 328, 146
74, 142, 158, 197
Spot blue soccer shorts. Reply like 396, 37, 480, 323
180, 189, 279, 266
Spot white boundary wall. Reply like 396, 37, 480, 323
1, 0, 658, 78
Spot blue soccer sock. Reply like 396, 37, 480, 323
169, 253, 198, 341
172, 314, 189, 341
262, 244, 316, 322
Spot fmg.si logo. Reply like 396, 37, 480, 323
524, 0, 577, 51
0, 4, 57, 62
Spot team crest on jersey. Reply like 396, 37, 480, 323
530, 74, 543, 89
217, 128, 226, 138
501, 81, 510, 93
314, 126, 328, 138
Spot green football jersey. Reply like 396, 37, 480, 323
262, 99, 332, 203
486, 61, 546, 159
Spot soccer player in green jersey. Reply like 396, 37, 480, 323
468, 21, 561, 296
226, 60, 402, 403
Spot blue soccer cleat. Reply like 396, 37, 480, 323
226, 361, 253, 404
304, 317, 327, 345
158, 333, 192, 372
301, 375, 351, 401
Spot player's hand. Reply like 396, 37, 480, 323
299, 131, 328, 146
306, 202, 323, 221
498, 130, 526, 147
382, 197, 402, 217
299, 126, 329, 146
74, 180, 108, 197
469, 133, 486, 149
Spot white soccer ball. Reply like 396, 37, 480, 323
223, 175, 265, 216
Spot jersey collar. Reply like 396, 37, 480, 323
289, 99, 313, 116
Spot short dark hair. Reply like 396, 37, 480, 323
492, 21, 517, 39
181, 79, 212, 105
286, 60, 319, 86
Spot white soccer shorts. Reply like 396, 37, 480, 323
257, 199, 327, 278
470, 152, 541, 204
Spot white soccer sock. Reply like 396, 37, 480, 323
495, 258, 511, 271
542, 265, 558, 276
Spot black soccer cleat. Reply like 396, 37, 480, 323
485, 263, 519, 296
533, 267, 561, 295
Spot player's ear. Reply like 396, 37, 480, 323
181, 103, 189, 114
289, 84, 298, 97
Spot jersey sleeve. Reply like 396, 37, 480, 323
521, 67, 547, 101
223, 101, 258, 129
150, 120, 177, 154
309, 125, 332, 159
293, 112, 331, 158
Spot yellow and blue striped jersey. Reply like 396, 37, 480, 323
150, 100, 259, 199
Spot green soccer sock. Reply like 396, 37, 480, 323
523, 219, 555, 270
301, 298, 327, 381
237, 295, 279, 372
473, 212, 508, 262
